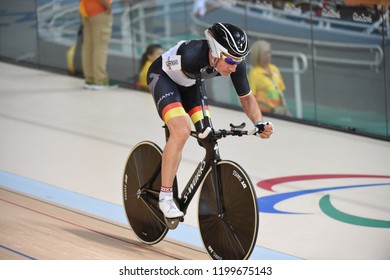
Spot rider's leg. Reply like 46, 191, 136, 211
161, 115, 191, 188
146, 67, 193, 218
159, 115, 191, 218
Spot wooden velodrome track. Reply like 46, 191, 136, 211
1, 61, 390, 260
0, 187, 207, 260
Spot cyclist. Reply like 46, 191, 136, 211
147, 22, 274, 219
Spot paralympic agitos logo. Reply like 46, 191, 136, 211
256, 174, 390, 228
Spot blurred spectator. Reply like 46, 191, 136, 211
66, 24, 83, 76
80, 0, 117, 90
136, 44, 163, 90
248, 40, 291, 116
193, 0, 206, 17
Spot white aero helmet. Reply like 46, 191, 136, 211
205, 22, 250, 60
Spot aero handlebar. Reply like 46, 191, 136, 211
195, 122, 265, 139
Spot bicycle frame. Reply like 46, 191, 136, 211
169, 117, 223, 216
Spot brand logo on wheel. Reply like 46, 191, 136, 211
207, 245, 222, 260
123, 174, 128, 200
233, 169, 247, 189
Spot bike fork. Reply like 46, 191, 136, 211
211, 157, 225, 218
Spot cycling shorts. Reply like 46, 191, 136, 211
147, 56, 210, 124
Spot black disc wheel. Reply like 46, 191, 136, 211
198, 160, 259, 260
123, 141, 168, 244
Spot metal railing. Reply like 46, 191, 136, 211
275, 51, 308, 119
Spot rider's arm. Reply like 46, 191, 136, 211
232, 64, 273, 139
239, 92, 263, 124
240, 92, 273, 139
231, 63, 260, 123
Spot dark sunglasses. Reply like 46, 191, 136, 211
220, 53, 244, 65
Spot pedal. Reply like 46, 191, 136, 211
164, 217, 180, 229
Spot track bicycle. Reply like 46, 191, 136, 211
123, 78, 264, 260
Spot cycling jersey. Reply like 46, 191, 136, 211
147, 40, 251, 125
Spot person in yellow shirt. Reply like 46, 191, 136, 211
248, 40, 291, 116
136, 44, 163, 90
80, 0, 117, 90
